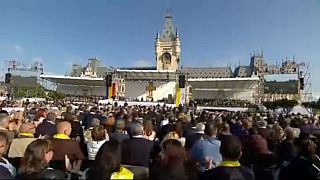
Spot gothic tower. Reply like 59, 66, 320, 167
155, 11, 181, 71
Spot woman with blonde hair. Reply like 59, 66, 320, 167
157, 131, 184, 159
162, 131, 180, 144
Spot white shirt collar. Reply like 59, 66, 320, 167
132, 135, 144, 138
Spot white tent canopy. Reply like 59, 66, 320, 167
289, 105, 311, 116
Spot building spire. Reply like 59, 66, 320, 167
156, 29, 159, 39
160, 9, 176, 42
175, 28, 179, 38
166, 8, 172, 18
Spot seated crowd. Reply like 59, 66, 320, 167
0, 100, 319, 180
194, 98, 255, 107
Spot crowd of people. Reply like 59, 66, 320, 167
0, 99, 319, 179
194, 98, 255, 108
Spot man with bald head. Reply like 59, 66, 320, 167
8, 122, 37, 159
51, 121, 85, 170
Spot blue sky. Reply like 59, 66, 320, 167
0, 0, 320, 97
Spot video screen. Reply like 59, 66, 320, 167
264, 74, 299, 94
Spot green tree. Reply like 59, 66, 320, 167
14, 86, 46, 98
276, 99, 298, 114
263, 99, 299, 114
263, 101, 277, 110
47, 91, 65, 101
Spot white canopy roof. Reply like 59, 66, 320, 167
40, 74, 105, 86
289, 105, 311, 116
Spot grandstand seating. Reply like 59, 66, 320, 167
189, 77, 259, 103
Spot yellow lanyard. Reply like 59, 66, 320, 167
219, 161, 241, 167
53, 133, 71, 140
18, 133, 34, 138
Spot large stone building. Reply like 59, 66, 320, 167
69, 57, 112, 77
40, 11, 306, 104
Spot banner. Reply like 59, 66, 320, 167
175, 83, 185, 107
175, 85, 181, 107
180, 87, 185, 105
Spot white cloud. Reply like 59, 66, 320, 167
133, 60, 154, 67
14, 45, 24, 52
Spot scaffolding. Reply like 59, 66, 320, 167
299, 62, 312, 102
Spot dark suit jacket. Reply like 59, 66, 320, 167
35, 121, 56, 137
185, 132, 204, 150
257, 128, 272, 140
82, 113, 101, 130
279, 156, 320, 180
183, 127, 197, 139
201, 166, 255, 180
70, 121, 83, 139
121, 137, 154, 167
109, 132, 129, 143
157, 123, 173, 141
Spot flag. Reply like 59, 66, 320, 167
108, 83, 116, 99
105, 86, 109, 99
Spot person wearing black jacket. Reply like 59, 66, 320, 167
121, 122, 154, 167
279, 136, 320, 180
200, 135, 254, 180
82, 107, 101, 130
35, 112, 57, 138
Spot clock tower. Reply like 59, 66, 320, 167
155, 12, 181, 71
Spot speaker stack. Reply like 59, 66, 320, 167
299, 77, 304, 90
105, 74, 112, 87
179, 75, 186, 88
5, 73, 11, 84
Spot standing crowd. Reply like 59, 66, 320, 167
0, 100, 319, 180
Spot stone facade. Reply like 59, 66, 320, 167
155, 14, 180, 71
69, 57, 110, 78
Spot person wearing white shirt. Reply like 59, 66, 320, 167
87, 126, 108, 160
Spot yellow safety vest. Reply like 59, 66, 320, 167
111, 167, 134, 180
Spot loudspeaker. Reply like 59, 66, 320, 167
179, 75, 186, 88
5, 73, 11, 83
105, 75, 112, 87
299, 77, 304, 90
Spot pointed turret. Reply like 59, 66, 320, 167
175, 28, 179, 38
155, 10, 181, 71
156, 29, 160, 40
160, 10, 176, 42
